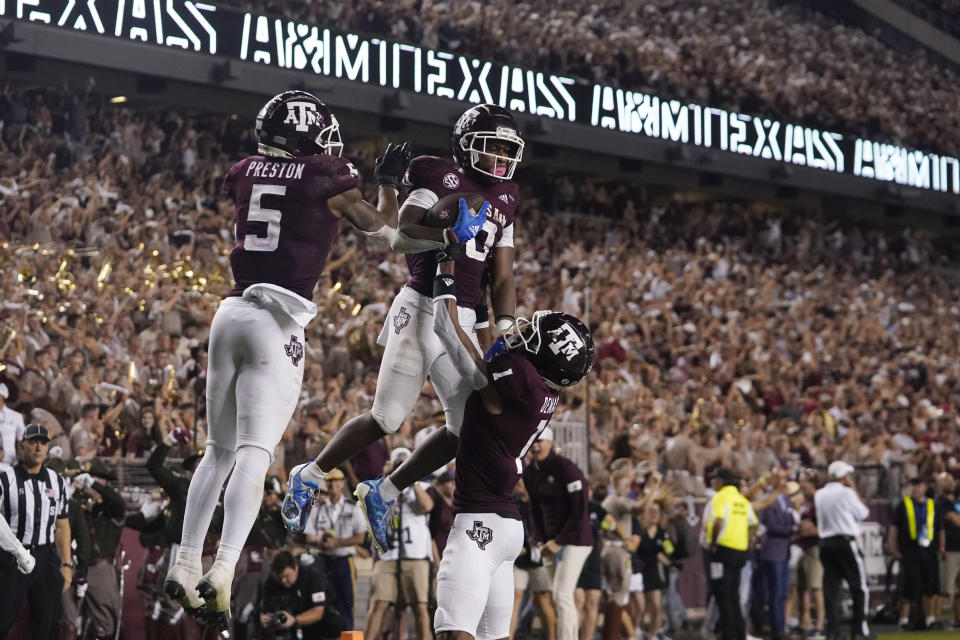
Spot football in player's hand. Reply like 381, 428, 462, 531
421, 192, 487, 228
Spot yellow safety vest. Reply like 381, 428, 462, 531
709, 486, 753, 552
903, 496, 934, 541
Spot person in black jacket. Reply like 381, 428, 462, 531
47, 457, 91, 640
258, 550, 344, 640
522, 427, 593, 640
74, 458, 127, 640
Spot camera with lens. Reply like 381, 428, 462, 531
263, 595, 299, 640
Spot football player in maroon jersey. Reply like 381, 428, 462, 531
429, 257, 593, 639
283, 105, 527, 547
163, 90, 483, 630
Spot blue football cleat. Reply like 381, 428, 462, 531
281, 462, 318, 534
354, 478, 395, 553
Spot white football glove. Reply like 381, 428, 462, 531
139, 499, 163, 520
73, 473, 95, 490
14, 545, 35, 575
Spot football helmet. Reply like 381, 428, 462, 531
506, 311, 594, 389
256, 90, 343, 159
451, 104, 524, 182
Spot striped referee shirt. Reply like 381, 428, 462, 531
0, 464, 68, 547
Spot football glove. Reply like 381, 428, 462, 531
449, 198, 489, 245
374, 141, 413, 188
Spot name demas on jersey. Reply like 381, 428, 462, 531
403, 156, 519, 307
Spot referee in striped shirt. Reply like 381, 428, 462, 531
0, 423, 72, 640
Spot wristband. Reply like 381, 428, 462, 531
62, 562, 72, 568
495, 316, 515, 335
475, 304, 490, 329
433, 274, 457, 301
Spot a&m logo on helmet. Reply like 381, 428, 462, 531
547, 323, 586, 361
284, 101, 321, 132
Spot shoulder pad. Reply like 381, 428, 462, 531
403, 156, 457, 189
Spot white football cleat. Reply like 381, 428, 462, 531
196, 557, 235, 631
163, 559, 207, 623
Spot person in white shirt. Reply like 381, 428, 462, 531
0, 383, 25, 473
364, 448, 434, 640
814, 461, 870, 640
303, 467, 366, 631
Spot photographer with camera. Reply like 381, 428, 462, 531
259, 549, 344, 640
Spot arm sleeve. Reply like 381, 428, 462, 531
146, 443, 188, 500
432, 298, 488, 390
92, 482, 126, 519
555, 463, 588, 545
0, 514, 23, 553
404, 188, 440, 210
495, 223, 514, 248
850, 490, 870, 521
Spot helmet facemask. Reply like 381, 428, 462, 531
459, 127, 524, 181
313, 116, 343, 158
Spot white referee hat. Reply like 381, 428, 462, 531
827, 461, 855, 479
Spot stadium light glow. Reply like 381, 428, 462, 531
110, 96, 128, 103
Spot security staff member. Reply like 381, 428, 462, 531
0, 423, 72, 640
703, 468, 757, 640
74, 458, 126, 639
814, 461, 870, 640
889, 476, 944, 630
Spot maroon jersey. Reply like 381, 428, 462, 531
522, 451, 593, 547
222, 154, 359, 300
452, 352, 559, 518
402, 156, 519, 307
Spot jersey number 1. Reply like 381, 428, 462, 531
516, 419, 549, 474
244, 184, 286, 252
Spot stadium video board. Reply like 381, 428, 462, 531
5, 0, 959, 195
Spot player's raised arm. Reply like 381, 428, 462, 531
490, 237, 517, 335
329, 142, 482, 253
431, 249, 503, 411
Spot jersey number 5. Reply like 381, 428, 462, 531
515, 419, 550, 474
244, 184, 286, 252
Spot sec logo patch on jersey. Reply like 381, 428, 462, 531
442, 172, 460, 189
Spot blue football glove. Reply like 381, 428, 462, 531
449, 198, 489, 245
485, 335, 509, 361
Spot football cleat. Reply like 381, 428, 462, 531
281, 461, 319, 534
163, 561, 207, 624
354, 478, 395, 553
196, 558, 235, 632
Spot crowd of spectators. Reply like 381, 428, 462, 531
0, 83, 958, 506
214, 0, 960, 158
